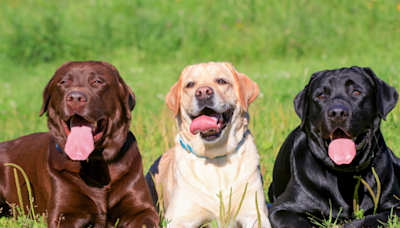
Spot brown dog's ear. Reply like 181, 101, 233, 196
39, 61, 74, 117
222, 62, 259, 112
165, 66, 191, 117
362, 67, 399, 121
102, 61, 135, 120
39, 79, 53, 117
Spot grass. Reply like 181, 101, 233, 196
1, 0, 400, 65
1, 0, 400, 227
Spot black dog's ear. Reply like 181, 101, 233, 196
363, 67, 399, 121
294, 85, 309, 130
294, 73, 317, 128
294, 85, 308, 121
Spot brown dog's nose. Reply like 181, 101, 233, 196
327, 105, 349, 122
195, 86, 214, 100
66, 91, 88, 109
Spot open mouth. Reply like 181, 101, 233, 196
323, 128, 369, 165
324, 128, 368, 151
189, 107, 233, 141
61, 115, 107, 142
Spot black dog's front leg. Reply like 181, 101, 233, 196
269, 209, 312, 228
343, 209, 399, 228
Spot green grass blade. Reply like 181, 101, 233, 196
12, 168, 24, 216
227, 187, 232, 227
255, 191, 261, 228
233, 183, 248, 225
372, 167, 381, 215
4, 163, 36, 223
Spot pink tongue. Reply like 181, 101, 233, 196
65, 117, 94, 161
190, 114, 220, 135
328, 138, 356, 165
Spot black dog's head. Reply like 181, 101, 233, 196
294, 66, 398, 168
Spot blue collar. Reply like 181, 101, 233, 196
56, 144, 64, 154
179, 132, 247, 159
55, 144, 70, 158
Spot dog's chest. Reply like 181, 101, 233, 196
178, 153, 254, 197
195, 161, 240, 192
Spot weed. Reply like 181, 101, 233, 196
378, 208, 400, 228
308, 200, 343, 228
148, 172, 171, 228
354, 167, 382, 215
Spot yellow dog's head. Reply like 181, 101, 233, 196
166, 62, 259, 158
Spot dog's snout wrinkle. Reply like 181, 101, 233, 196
66, 91, 88, 102
327, 104, 349, 122
66, 91, 88, 111
195, 86, 214, 100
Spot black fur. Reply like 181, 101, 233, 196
268, 66, 400, 228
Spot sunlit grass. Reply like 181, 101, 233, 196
1, 0, 400, 226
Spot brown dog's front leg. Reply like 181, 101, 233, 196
122, 210, 159, 228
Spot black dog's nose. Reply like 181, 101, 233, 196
327, 105, 349, 122
195, 86, 214, 100
66, 91, 88, 108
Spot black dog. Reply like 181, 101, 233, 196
268, 66, 400, 227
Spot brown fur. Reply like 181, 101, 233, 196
0, 61, 159, 228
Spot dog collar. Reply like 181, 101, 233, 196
56, 144, 63, 154
55, 144, 69, 158
179, 132, 246, 159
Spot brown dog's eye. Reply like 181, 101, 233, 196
60, 81, 69, 85
318, 93, 326, 99
186, 82, 194, 88
352, 90, 361, 96
217, 79, 228, 84
92, 80, 102, 85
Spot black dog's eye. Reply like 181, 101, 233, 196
352, 90, 361, 96
318, 93, 326, 99
217, 79, 228, 84
186, 82, 195, 88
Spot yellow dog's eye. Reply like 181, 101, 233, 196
186, 82, 194, 88
217, 79, 227, 84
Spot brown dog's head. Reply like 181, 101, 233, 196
166, 62, 259, 158
40, 61, 135, 161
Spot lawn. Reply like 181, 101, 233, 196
1, 0, 400, 227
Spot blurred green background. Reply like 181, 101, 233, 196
1, 0, 400, 191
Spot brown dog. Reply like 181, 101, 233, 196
0, 61, 159, 228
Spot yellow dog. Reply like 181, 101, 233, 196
147, 62, 271, 228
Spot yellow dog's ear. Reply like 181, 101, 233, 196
165, 66, 191, 117
222, 62, 259, 112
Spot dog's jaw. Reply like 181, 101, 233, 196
177, 104, 248, 159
